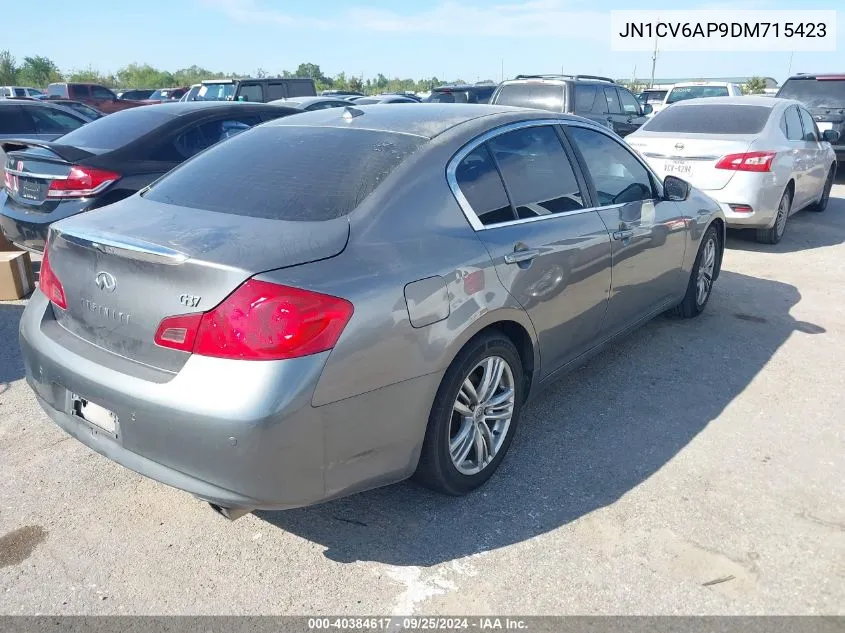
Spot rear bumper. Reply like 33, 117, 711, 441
699, 173, 783, 229
0, 192, 88, 253
20, 291, 437, 510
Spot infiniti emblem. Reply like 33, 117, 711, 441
95, 271, 116, 293
674, 142, 685, 151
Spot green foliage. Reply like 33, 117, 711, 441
743, 77, 767, 95
18, 56, 62, 87
67, 66, 116, 86
0, 50, 17, 84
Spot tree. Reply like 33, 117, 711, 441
18, 55, 62, 87
68, 66, 114, 86
295, 63, 324, 81
743, 77, 767, 95
0, 50, 18, 85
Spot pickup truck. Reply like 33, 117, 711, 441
46, 83, 147, 114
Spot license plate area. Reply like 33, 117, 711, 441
664, 159, 692, 175
70, 394, 118, 436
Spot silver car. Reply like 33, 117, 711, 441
627, 96, 838, 244
20, 105, 726, 519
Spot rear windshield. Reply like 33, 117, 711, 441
494, 83, 564, 111
144, 126, 425, 221
777, 78, 845, 108
643, 104, 772, 134
666, 85, 729, 104
429, 88, 494, 104
55, 107, 172, 150
638, 91, 667, 104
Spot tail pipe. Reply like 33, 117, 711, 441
209, 503, 254, 521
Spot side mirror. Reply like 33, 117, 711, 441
822, 129, 840, 144
664, 175, 691, 201
642, 103, 653, 116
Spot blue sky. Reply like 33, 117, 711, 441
3, 0, 844, 84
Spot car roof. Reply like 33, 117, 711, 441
670, 95, 786, 108
785, 73, 845, 80
275, 96, 347, 106
268, 103, 592, 139
671, 82, 735, 87
136, 101, 281, 116
434, 84, 494, 91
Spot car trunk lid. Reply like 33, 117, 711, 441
46, 195, 350, 373
629, 133, 757, 190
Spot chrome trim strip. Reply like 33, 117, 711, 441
53, 229, 189, 265
643, 152, 719, 161
4, 169, 69, 180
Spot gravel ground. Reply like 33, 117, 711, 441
0, 182, 843, 615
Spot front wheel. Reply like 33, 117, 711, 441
414, 333, 524, 496
669, 224, 720, 319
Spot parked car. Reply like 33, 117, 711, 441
180, 84, 201, 102
490, 75, 651, 136
661, 82, 744, 109
1, 86, 45, 98
1, 102, 299, 252
627, 96, 838, 244
636, 89, 668, 115
321, 90, 364, 98
145, 87, 189, 102
116, 89, 156, 101
19, 104, 725, 518
381, 92, 423, 102
0, 100, 88, 179
34, 97, 104, 121
776, 73, 845, 164
426, 84, 497, 104
270, 96, 353, 111
354, 95, 418, 104
183, 78, 318, 103
46, 83, 147, 114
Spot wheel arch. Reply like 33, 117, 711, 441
707, 217, 726, 280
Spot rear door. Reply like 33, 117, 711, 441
798, 106, 829, 200
450, 121, 612, 375
782, 105, 814, 207
566, 123, 687, 333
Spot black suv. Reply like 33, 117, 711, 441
490, 75, 651, 137
426, 84, 497, 104
777, 73, 845, 163
186, 78, 317, 103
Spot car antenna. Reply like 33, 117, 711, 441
342, 106, 365, 120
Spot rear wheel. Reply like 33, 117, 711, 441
810, 168, 834, 212
414, 333, 523, 495
756, 188, 791, 245
669, 224, 719, 319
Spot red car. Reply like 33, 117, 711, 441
46, 83, 146, 114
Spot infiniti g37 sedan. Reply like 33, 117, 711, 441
627, 96, 838, 245
20, 104, 726, 519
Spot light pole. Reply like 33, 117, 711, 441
650, 34, 659, 88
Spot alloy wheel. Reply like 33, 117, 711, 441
775, 196, 789, 237
696, 237, 717, 306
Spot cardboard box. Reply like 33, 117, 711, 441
0, 251, 35, 300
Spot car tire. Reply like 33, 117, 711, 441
756, 188, 792, 245
414, 332, 524, 496
669, 224, 720, 319
809, 167, 835, 212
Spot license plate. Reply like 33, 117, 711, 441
71, 394, 118, 434
664, 159, 692, 175
817, 122, 833, 131
18, 178, 45, 201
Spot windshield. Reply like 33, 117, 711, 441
777, 78, 845, 108
197, 83, 235, 101
666, 85, 729, 104
638, 91, 667, 104
643, 104, 771, 134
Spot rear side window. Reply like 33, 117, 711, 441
47, 84, 66, 97
574, 85, 598, 112
265, 83, 285, 101
55, 107, 172, 150
798, 108, 819, 142
454, 145, 515, 226
0, 105, 33, 134
144, 126, 425, 221
238, 84, 263, 102
644, 105, 772, 134
493, 83, 564, 111
488, 125, 585, 218
25, 107, 85, 134
69, 85, 90, 99
287, 82, 315, 97
91, 86, 114, 100
783, 106, 803, 141
14, 88, 25, 97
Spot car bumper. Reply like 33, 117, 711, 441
20, 291, 439, 510
0, 192, 89, 253
699, 173, 783, 229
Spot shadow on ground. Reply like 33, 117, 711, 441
0, 303, 25, 386
258, 269, 823, 566
727, 183, 845, 253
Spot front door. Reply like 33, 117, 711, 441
451, 122, 612, 377
566, 124, 689, 336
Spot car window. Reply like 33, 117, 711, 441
169, 117, 260, 160
666, 85, 730, 104
265, 84, 285, 101
618, 89, 641, 115
90, 86, 115, 100
568, 126, 654, 206
603, 88, 622, 114
287, 82, 315, 97
57, 107, 172, 150
24, 106, 86, 134
198, 83, 235, 101
574, 85, 598, 112
493, 83, 564, 111
145, 126, 424, 221
454, 145, 516, 226
487, 125, 585, 219
14, 88, 25, 97
798, 108, 819, 142
429, 91, 467, 104
238, 84, 263, 102
643, 105, 772, 134
0, 105, 33, 134
777, 78, 845, 108
47, 85, 65, 97
69, 85, 90, 99
783, 106, 803, 141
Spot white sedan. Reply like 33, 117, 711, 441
627, 96, 839, 244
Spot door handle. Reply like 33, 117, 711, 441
612, 229, 634, 241
504, 249, 540, 264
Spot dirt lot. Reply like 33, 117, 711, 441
1, 181, 843, 615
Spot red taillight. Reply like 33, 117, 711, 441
47, 166, 120, 199
715, 151, 776, 172
154, 280, 354, 361
39, 247, 67, 309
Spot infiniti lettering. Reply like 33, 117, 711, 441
81, 299, 131, 325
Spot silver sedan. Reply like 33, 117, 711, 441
627, 96, 838, 244
19, 105, 725, 519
